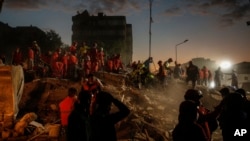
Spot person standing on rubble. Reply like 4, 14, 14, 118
12, 46, 23, 66
186, 61, 199, 89
32, 41, 41, 66
163, 58, 173, 79
59, 87, 78, 138
184, 89, 220, 141
157, 60, 167, 88
172, 100, 208, 141
28, 46, 34, 70
67, 89, 130, 141
230, 69, 238, 89
113, 54, 123, 73
214, 67, 223, 87
173, 62, 183, 82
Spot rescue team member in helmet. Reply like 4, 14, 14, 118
67, 88, 130, 141
81, 73, 103, 115
172, 100, 208, 141
183, 89, 219, 141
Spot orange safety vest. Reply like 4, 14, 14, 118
59, 96, 77, 126
69, 55, 78, 65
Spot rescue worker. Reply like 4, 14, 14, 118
90, 42, 99, 73
70, 41, 78, 55
184, 89, 219, 141
68, 53, 78, 79
59, 87, 77, 137
172, 100, 208, 141
28, 46, 34, 70
230, 69, 238, 89
79, 41, 89, 61
32, 41, 41, 66
81, 73, 103, 115
90, 42, 98, 61
198, 68, 204, 85
202, 66, 209, 86
173, 62, 183, 82
83, 55, 92, 78
214, 67, 223, 87
61, 52, 69, 78
40, 51, 52, 77
98, 47, 105, 69
186, 61, 199, 89
50, 51, 61, 77
208, 70, 212, 87
67, 89, 90, 141
106, 56, 114, 73
67, 89, 130, 141
12, 46, 23, 66
157, 60, 167, 88
113, 54, 123, 73
217, 92, 249, 141
163, 58, 173, 77
89, 91, 130, 140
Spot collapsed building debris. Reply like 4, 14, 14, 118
0, 69, 226, 140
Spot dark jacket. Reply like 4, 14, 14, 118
67, 91, 130, 141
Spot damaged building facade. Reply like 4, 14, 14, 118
72, 10, 133, 65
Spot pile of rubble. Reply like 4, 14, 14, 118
0, 72, 225, 141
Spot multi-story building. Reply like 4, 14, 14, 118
72, 10, 133, 65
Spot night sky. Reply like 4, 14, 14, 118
0, 0, 250, 65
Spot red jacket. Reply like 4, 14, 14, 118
28, 48, 34, 59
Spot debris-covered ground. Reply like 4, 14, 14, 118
13, 72, 227, 141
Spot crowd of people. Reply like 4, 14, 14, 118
1, 40, 248, 141
57, 73, 250, 141
173, 87, 250, 141
6, 40, 125, 80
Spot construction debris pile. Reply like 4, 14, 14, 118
0, 72, 224, 141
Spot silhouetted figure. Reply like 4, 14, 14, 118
67, 90, 89, 141
157, 60, 167, 88
186, 61, 199, 89
214, 67, 223, 87
172, 100, 208, 141
201, 66, 209, 86
67, 90, 130, 141
217, 92, 250, 141
184, 89, 219, 141
12, 46, 23, 65
163, 58, 173, 78
173, 62, 183, 81
231, 69, 238, 89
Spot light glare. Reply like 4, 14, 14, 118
220, 61, 231, 69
